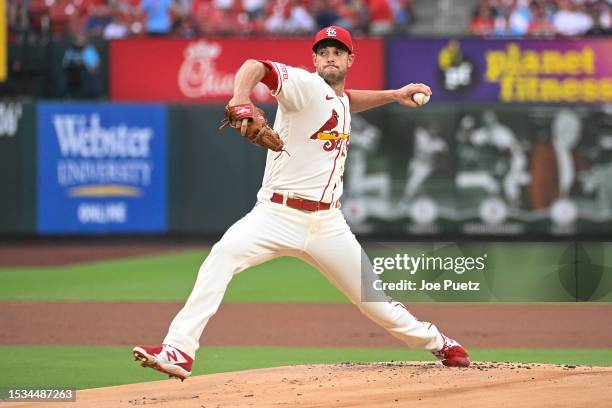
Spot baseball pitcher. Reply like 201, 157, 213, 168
133, 26, 470, 381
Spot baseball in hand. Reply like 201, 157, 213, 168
412, 92, 430, 107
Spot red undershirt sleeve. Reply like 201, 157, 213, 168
258, 60, 280, 94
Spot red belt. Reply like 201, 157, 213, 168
271, 193, 334, 212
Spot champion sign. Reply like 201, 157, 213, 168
37, 103, 167, 234
110, 38, 384, 102
177, 40, 270, 101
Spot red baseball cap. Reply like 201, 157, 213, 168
312, 26, 354, 54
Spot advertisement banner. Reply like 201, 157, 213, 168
37, 103, 167, 234
342, 104, 612, 237
110, 38, 384, 102
387, 38, 612, 103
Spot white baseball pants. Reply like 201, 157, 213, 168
164, 200, 444, 358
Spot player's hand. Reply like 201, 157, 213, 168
227, 96, 252, 136
393, 83, 432, 108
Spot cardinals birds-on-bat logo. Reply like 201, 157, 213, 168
310, 110, 338, 138
310, 109, 349, 151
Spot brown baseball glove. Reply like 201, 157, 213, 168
219, 104, 285, 152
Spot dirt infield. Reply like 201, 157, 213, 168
0, 243, 200, 267
3, 301, 612, 348
2, 243, 611, 349
3, 244, 611, 407
6, 362, 612, 408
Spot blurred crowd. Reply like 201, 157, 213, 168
8, 0, 612, 41
7, 0, 416, 40
469, 0, 612, 36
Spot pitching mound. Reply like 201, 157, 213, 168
13, 362, 612, 407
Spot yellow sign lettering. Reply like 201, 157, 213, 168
564, 51, 582, 75
499, 76, 515, 101
602, 80, 612, 101
486, 51, 506, 82
522, 51, 540, 75
539, 79, 561, 102
541, 51, 564, 75
561, 79, 579, 101
483, 42, 608, 102
582, 47, 595, 74
582, 79, 598, 102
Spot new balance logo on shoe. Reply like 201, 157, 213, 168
164, 345, 188, 364
166, 349, 178, 362
133, 344, 193, 381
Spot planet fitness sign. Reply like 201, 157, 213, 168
388, 38, 612, 103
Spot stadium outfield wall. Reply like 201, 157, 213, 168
1, 36, 611, 237
1, 101, 611, 239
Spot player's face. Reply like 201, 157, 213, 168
313, 45, 354, 87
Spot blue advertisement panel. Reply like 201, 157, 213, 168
387, 38, 612, 103
37, 103, 167, 234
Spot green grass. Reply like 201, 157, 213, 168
1, 345, 610, 390
1, 244, 611, 302
0, 250, 347, 303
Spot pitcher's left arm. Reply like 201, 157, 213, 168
348, 83, 432, 113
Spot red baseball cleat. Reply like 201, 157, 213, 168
432, 335, 470, 367
133, 344, 193, 381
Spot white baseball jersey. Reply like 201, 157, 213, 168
257, 61, 351, 203
162, 59, 447, 362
